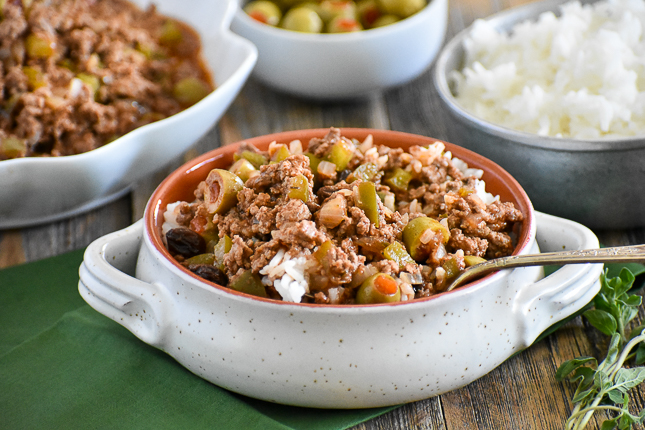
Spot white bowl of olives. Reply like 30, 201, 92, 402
230, 0, 447, 100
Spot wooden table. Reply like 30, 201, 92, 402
2, 0, 645, 428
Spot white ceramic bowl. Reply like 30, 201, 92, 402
79, 129, 603, 408
433, 0, 645, 229
0, 0, 257, 229
230, 0, 447, 100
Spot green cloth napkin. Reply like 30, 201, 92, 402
1, 250, 643, 430
0, 249, 396, 430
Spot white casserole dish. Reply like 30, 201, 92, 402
0, 0, 257, 229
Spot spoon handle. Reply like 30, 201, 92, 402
446, 244, 645, 291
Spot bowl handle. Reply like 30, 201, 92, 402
78, 219, 172, 348
515, 211, 604, 347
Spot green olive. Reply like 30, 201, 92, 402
244, 0, 282, 26
356, 273, 401, 304
372, 14, 400, 27
402, 216, 450, 262
357, 0, 382, 28
327, 16, 363, 33
376, 0, 425, 18
172, 77, 211, 106
203, 169, 244, 215
317, 0, 356, 23
281, 7, 323, 33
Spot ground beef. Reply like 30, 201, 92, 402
163, 128, 524, 304
0, 0, 213, 160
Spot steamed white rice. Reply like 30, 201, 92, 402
451, 0, 645, 139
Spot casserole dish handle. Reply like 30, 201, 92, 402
79, 220, 172, 348
517, 212, 604, 346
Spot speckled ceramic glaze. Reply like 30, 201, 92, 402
79, 129, 603, 408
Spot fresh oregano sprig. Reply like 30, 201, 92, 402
556, 268, 645, 430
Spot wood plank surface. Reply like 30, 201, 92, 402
1, 0, 645, 428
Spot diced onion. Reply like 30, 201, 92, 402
289, 139, 303, 155
319, 195, 346, 228
317, 160, 336, 177
400, 272, 423, 284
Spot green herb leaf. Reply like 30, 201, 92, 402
584, 309, 618, 336
608, 388, 626, 404
601, 416, 619, 430
613, 367, 645, 391
555, 356, 596, 381
635, 343, 645, 366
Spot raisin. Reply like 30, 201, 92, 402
166, 227, 205, 258
338, 169, 352, 182
187, 264, 228, 285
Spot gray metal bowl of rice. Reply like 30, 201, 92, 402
434, 0, 645, 229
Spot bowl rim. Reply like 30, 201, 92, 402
144, 127, 536, 308
232, 0, 443, 42
433, 0, 645, 152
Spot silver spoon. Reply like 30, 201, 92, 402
446, 244, 645, 292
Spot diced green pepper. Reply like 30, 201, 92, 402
313, 240, 333, 271
356, 181, 380, 227
324, 138, 355, 171
288, 174, 309, 202
185, 253, 216, 265
305, 152, 321, 172
159, 19, 183, 45
76, 73, 100, 96
347, 162, 378, 183
23, 66, 46, 90
270, 144, 291, 163
464, 255, 486, 267
213, 235, 233, 271
442, 257, 460, 281
229, 269, 268, 298
25, 33, 55, 58
384, 167, 413, 192
0, 136, 27, 159
458, 187, 474, 198
239, 150, 268, 169
382, 241, 415, 269
229, 158, 256, 182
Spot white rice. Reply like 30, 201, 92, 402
447, 154, 499, 204
161, 201, 182, 237
259, 248, 310, 303
451, 0, 645, 139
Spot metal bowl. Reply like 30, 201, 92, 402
433, 0, 645, 229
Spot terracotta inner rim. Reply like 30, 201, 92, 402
146, 128, 535, 306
